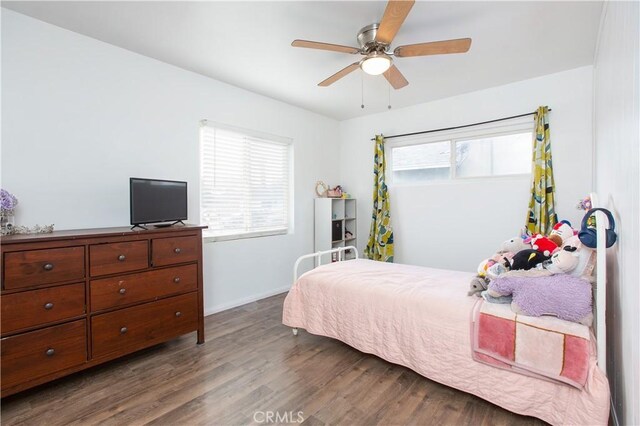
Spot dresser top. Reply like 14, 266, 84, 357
1, 224, 207, 244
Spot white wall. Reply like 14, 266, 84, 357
593, 2, 640, 425
1, 9, 340, 314
339, 66, 594, 272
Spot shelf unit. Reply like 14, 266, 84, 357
315, 198, 357, 263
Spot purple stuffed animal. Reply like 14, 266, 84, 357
487, 274, 593, 325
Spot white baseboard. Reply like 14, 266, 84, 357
204, 285, 291, 317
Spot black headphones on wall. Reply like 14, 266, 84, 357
578, 208, 617, 248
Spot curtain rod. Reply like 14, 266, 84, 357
370, 108, 551, 141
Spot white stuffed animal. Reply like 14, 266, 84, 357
500, 236, 530, 254
540, 246, 580, 274
550, 221, 576, 244
562, 235, 596, 278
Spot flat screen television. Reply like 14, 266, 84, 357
130, 178, 187, 227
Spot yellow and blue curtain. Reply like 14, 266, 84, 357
526, 106, 558, 235
364, 135, 394, 262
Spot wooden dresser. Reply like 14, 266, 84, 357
0, 225, 206, 397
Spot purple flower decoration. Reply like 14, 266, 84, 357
1, 189, 18, 213
576, 196, 592, 211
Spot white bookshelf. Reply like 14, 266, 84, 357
315, 198, 357, 263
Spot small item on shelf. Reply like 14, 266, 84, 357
341, 192, 351, 199
1, 189, 18, 236
12, 224, 55, 235
315, 181, 329, 197
327, 185, 343, 198
345, 230, 353, 239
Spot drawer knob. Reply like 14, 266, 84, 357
173, 277, 181, 283
118, 255, 126, 262
120, 327, 128, 334
174, 248, 182, 254
43, 263, 54, 271
44, 302, 54, 310
119, 288, 126, 295
175, 311, 182, 318
45, 348, 55, 357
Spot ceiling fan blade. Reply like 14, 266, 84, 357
383, 65, 409, 89
394, 38, 472, 57
375, 0, 415, 46
292, 39, 360, 54
318, 62, 361, 87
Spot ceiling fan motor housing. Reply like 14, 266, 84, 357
357, 23, 386, 52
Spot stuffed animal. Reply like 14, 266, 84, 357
477, 253, 515, 277
500, 236, 530, 253
539, 246, 580, 274
510, 249, 550, 270
562, 235, 596, 279
487, 274, 593, 325
548, 233, 563, 247
471, 252, 514, 295
468, 276, 490, 297
477, 259, 492, 278
529, 234, 559, 257
549, 221, 576, 246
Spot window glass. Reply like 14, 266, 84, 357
391, 141, 451, 184
389, 128, 532, 184
455, 132, 532, 178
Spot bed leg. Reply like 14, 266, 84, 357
292, 327, 298, 336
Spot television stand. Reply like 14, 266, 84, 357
153, 220, 185, 228
131, 220, 185, 230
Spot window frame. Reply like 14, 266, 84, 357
387, 118, 534, 186
199, 120, 294, 243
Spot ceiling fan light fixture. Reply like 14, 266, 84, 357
361, 52, 391, 75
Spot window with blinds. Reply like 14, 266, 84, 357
200, 122, 292, 241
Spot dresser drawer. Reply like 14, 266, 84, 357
151, 236, 199, 267
1, 320, 87, 389
90, 264, 197, 311
91, 293, 198, 359
1, 283, 86, 334
90, 241, 148, 277
3, 246, 85, 290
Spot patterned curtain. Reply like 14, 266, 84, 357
526, 106, 558, 235
364, 135, 394, 262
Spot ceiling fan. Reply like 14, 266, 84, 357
292, 0, 472, 89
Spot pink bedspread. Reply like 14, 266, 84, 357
472, 300, 591, 389
282, 259, 610, 425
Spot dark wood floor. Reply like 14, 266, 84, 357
1, 293, 546, 425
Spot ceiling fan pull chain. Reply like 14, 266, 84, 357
361, 71, 365, 109
388, 80, 392, 110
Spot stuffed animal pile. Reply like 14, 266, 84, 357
467, 221, 597, 325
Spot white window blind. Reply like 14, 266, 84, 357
200, 122, 291, 241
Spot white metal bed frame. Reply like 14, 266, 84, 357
291, 193, 608, 373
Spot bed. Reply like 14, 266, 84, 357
282, 194, 611, 425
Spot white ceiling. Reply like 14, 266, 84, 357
3, 1, 603, 120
